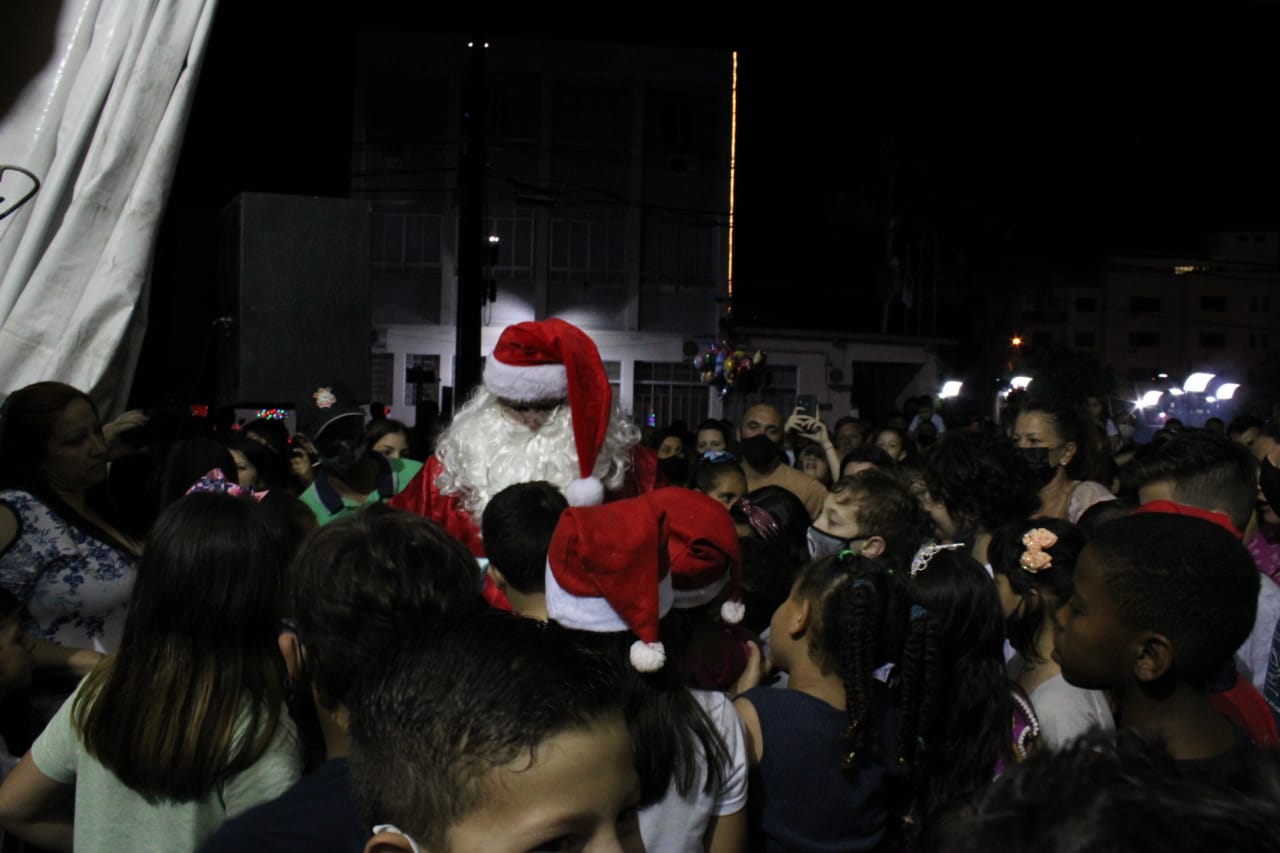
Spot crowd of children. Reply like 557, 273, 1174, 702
1, 374, 1280, 851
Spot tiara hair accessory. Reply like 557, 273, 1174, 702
1019, 528, 1058, 573
735, 497, 781, 543
909, 541, 964, 577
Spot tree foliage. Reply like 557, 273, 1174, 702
1024, 344, 1117, 408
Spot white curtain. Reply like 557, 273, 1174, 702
0, 0, 217, 414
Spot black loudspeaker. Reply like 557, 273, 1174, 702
217, 193, 370, 407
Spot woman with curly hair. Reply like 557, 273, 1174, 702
921, 429, 1040, 564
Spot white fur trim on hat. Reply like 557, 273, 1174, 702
565, 476, 605, 507
483, 359, 568, 403
720, 599, 746, 624
544, 559, 674, 633
630, 641, 667, 672
671, 574, 729, 610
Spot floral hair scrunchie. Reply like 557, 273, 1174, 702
1019, 528, 1057, 573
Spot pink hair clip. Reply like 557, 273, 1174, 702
1019, 528, 1057, 573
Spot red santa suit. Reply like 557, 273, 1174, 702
389, 318, 663, 606
390, 448, 662, 559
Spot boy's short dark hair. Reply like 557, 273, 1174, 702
291, 504, 484, 709
1089, 513, 1258, 684
1121, 431, 1257, 531
935, 730, 1280, 852
1227, 414, 1263, 438
839, 445, 895, 473
349, 610, 625, 849
829, 470, 930, 573
480, 481, 568, 595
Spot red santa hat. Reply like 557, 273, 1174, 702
483, 318, 611, 507
649, 487, 745, 624
545, 495, 672, 672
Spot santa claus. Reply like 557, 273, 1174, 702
390, 318, 661, 559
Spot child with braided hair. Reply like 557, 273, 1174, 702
734, 552, 939, 851
906, 544, 1040, 831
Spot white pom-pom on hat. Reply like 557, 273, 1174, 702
565, 476, 605, 507
720, 599, 746, 625
545, 495, 674, 672
630, 640, 667, 673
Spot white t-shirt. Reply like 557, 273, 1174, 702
1028, 673, 1114, 750
1237, 573, 1280, 693
638, 689, 749, 853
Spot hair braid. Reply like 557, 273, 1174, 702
836, 578, 878, 769
895, 609, 941, 774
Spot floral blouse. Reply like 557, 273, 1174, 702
0, 490, 136, 653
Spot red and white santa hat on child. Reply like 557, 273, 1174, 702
483, 318, 613, 507
648, 487, 745, 624
545, 494, 672, 672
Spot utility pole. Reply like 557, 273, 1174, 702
454, 39, 488, 411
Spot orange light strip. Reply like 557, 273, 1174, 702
727, 50, 738, 315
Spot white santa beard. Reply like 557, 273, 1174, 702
434, 388, 640, 522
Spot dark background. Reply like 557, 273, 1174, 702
139, 4, 1280, 404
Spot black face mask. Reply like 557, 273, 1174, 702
739, 433, 783, 470
1019, 446, 1057, 488
657, 455, 689, 485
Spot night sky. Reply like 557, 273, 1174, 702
145, 4, 1280, 399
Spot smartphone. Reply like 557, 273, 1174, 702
796, 394, 818, 418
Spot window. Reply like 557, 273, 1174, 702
1199, 295, 1227, 312
371, 353, 395, 407
1075, 331, 1096, 347
404, 354, 440, 407
364, 75, 449, 142
487, 77, 540, 141
552, 83, 630, 148
371, 207, 442, 273
633, 362, 709, 430
550, 207, 626, 279
1129, 296, 1160, 313
645, 221, 716, 288
1129, 332, 1160, 348
1199, 332, 1226, 348
1075, 297, 1097, 313
600, 361, 621, 410
485, 206, 535, 277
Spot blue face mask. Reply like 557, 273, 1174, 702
807, 525, 863, 559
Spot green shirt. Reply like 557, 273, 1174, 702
32, 679, 301, 852
299, 456, 424, 526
